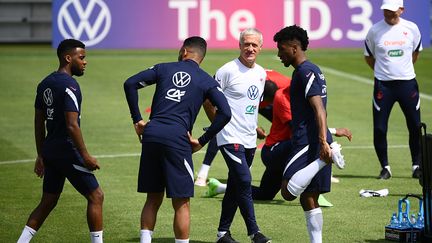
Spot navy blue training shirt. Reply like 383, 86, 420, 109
34, 71, 82, 158
289, 60, 332, 146
124, 59, 231, 150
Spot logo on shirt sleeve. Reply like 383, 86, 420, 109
321, 84, 327, 98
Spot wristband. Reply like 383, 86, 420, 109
329, 127, 336, 135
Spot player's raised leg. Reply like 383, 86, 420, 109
281, 145, 328, 201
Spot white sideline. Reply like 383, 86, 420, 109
0, 153, 144, 165
0, 145, 408, 165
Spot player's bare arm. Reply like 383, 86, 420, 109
65, 111, 100, 170
309, 95, 332, 164
34, 108, 46, 178
364, 56, 375, 70
335, 127, 353, 141
203, 99, 216, 122
412, 51, 420, 64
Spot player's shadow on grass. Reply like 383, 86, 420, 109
364, 239, 390, 243
253, 199, 301, 207
253, 199, 286, 205
333, 174, 378, 179
127, 237, 210, 242
202, 197, 301, 207
387, 193, 423, 199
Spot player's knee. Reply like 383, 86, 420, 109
172, 198, 190, 211
253, 187, 276, 200
88, 187, 104, 205
145, 192, 164, 209
40, 193, 61, 210
237, 175, 252, 188
281, 180, 296, 201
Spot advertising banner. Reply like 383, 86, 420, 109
52, 0, 430, 48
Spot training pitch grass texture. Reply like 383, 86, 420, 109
0, 45, 431, 242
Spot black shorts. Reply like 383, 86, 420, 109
43, 156, 99, 195
138, 142, 194, 198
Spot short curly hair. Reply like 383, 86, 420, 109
273, 25, 309, 51
57, 39, 85, 59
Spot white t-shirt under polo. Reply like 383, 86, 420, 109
364, 18, 422, 81
215, 58, 266, 149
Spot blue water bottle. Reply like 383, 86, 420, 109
400, 213, 410, 229
389, 212, 399, 228
416, 212, 425, 229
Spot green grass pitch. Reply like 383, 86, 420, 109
0, 45, 431, 242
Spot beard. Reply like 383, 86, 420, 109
71, 64, 84, 76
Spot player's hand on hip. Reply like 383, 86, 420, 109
256, 126, 267, 139
319, 142, 332, 164
188, 132, 202, 153
134, 120, 148, 142
34, 155, 45, 178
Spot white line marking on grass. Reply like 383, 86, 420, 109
343, 145, 408, 149
0, 145, 408, 165
1, 159, 34, 164
321, 66, 432, 101
0, 153, 144, 165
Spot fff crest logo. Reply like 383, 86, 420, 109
57, 0, 112, 47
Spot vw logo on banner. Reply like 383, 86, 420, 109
57, 0, 111, 47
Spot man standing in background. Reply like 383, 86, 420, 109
364, 0, 423, 180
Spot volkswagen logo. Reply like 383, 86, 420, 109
172, 71, 191, 88
247, 85, 259, 100
43, 88, 53, 106
57, 0, 112, 47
